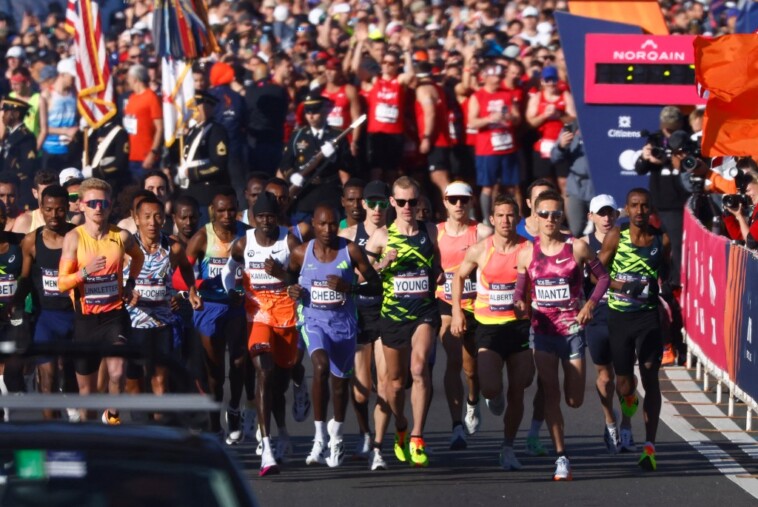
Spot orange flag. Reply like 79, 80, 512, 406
694, 35, 758, 157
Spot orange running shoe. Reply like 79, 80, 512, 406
661, 344, 676, 367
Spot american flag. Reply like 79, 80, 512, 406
65, 0, 116, 129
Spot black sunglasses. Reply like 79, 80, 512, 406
446, 196, 470, 206
365, 199, 389, 210
83, 199, 111, 210
536, 209, 563, 220
394, 198, 418, 208
68, 193, 79, 203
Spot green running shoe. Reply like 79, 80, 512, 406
394, 430, 410, 463
409, 437, 429, 468
638, 442, 657, 471
619, 393, 639, 418
525, 436, 547, 456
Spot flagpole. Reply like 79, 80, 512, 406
83, 126, 89, 168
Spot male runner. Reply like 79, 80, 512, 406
339, 178, 366, 231
239, 172, 270, 225
598, 188, 670, 471
16, 185, 75, 420
58, 177, 145, 423
436, 181, 492, 449
171, 195, 201, 246
514, 190, 609, 480
365, 176, 444, 468
13, 170, 58, 233
339, 180, 392, 469
288, 203, 380, 468
583, 194, 633, 453
451, 194, 534, 470
223, 193, 300, 476
185, 187, 249, 440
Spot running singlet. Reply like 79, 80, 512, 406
197, 221, 247, 302
534, 90, 567, 158
298, 238, 355, 321
355, 222, 380, 307
608, 224, 664, 313
473, 88, 517, 156
527, 236, 583, 336
436, 222, 477, 310
322, 85, 352, 129
243, 226, 296, 327
380, 223, 435, 322
0, 236, 23, 307
415, 83, 451, 147
32, 227, 73, 311
474, 236, 529, 325
367, 78, 405, 135
124, 233, 174, 329
72, 225, 125, 315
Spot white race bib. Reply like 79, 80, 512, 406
491, 132, 513, 152
246, 262, 284, 291
539, 139, 555, 158
534, 278, 570, 306
327, 109, 345, 128
41, 268, 63, 297
310, 280, 346, 309
135, 278, 168, 302
123, 115, 137, 135
83, 273, 119, 305
394, 274, 429, 298
489, 282, 515, 311
375, 103, 399, 124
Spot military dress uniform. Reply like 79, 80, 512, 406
1, 97, 37, 209
82, 121, 130, 194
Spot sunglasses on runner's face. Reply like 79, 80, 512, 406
68, 193, 79, 203
394, 198, 418, 208
83, 199, 111, 210
536, 209, 563, 220
446, 196, 470, 206
365, 199, 389, 210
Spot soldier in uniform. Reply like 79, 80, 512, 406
279, 94, 352, 224
82, 120, 130, 196
177, 91, 230, 223
0, 96, 37, 210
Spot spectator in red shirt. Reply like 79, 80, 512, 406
123, 64, 163, 183
724, 167, 758, 250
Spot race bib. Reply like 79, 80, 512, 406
208, 257, 241, 282
327, 109, 345, 128
246, 262, 285, 291
489, 282, 515, 312
491, 132, 513, 152
375, 103, 399, 124
614, 273, 651, 301
135, 278, 168, 303
41, 268, 64, 297
539, 139, 555, 158
0, 274, 17, 303
83, 273, 119, 306
123, 115, 137, 135
310, 280, 346, 310
442, 272, 476, 301
394, 272, 430, 298
533, 277, 570, 308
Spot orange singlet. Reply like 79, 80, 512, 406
436, 221, 478, 310
474, 236, 529, 325
70, 225, 125, 314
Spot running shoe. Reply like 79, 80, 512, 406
464, 399, 481, 435
619, 392, 639, 418
305, 439, 327, 465
354, 432, 371, 459
408, 436, 429, 468
255, 426, 263, 456
638, 442, 657, 471
553, 456, 572, 481
242, 406, 257, 440
499, 445, 522, 471
225, 408, 243, 445
67, 408, 81, 423
274, 433, 292, 463
292, 381, 311, 423
326, 437, 345, 468
449, 424, 468, 451
369, 448, 388, 471
393, 430, 410, 463
619, 427, 637, 453
661, 344, 677, 367
604, 424, 620, 454
101, 410, 120, 425
486, 391, 505, 417
259, 447, 280, 477
525, 435, 547, 456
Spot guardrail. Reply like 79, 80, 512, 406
681, 200, 758, 430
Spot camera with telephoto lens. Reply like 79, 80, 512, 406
640, 130, 671, 162
679, 138, 703, 173
722, 167, 753, 213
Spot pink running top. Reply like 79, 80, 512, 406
527, 235, 584, 336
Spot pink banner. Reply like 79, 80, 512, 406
681, 207, 729, 373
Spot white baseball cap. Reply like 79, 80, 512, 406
589, 194, 618, 213
522, 6, 539, 17
445, 181, 473, 197
56, 58, 77, 77
59, 168, 84, 185
5, 46, 24, 59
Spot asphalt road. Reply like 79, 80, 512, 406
226, 358, 758, 507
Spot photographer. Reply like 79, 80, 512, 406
551, 120, 593, 237
722, 165, 758, 250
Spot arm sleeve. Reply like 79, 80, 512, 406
513, 272, 527, 303
587, 258, 610, 305
57, 258, 84, 293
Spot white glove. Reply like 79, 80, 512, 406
289, 172, 305, 187
320, 142, 336, 159
82, 165, 93, 178
177, 164, 188, 180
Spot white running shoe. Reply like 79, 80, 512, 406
305, 440, 327, 465
368, 448, 388, 471
67, 408, 81, 423
259, 447, 280, 477
486, 392, 505, 416
292, 381, 311, 423
255, 426, 263, 456
225, 408, 243, 445
449, 424, 468, 450
553, 456, 572, 481
326, 419, 345, 468
604, 424, 620, 454
499, 445, 522, 471
242, 407, 257, 440
464, 400, 481, 435
354, 432, 371, 459
619, 427, 637, 453
274, 433, 292, 463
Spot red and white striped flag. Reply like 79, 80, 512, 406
65, 0, 115, 129
161, 57, 195, 148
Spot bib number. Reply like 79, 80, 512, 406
375, 103, 399, 124
83, 273, 119, 306
534, 278, 570, 308
394, 273, 429, 298
489, 282, 515, 312
491, 132, 513, 152
41, 268, 63, 297
123, 116, 137, 135
310, 280, 346, 309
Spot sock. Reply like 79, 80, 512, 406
262, 436, 272, 454
528, 419, 543, 439
371, 441, 382, 451
314, 420, 327, 443
480, 193, 492, 222
467, 397, 478, 406
558, 453, 568, 460
331, 421, 344, 440
0, 375, 8, 422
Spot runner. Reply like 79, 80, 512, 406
13, 170, 58, 233
15, 185, 75, 420
223, 192, 300, 476
514, 189, 610, 480
339, 178, 366, 231
123, 195, 201, 402
582, 194, 634, 453
57, 177, 145, 423
365, 176, 443, 468
170, 195, 201, 246
598, 188, 670, 471
339, 180, 392, 469
239, 172, 269, 226
451, 194, 533, 470
185, 187, 249, 440
435, 181, 492, 449
288, 203, 380, 468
